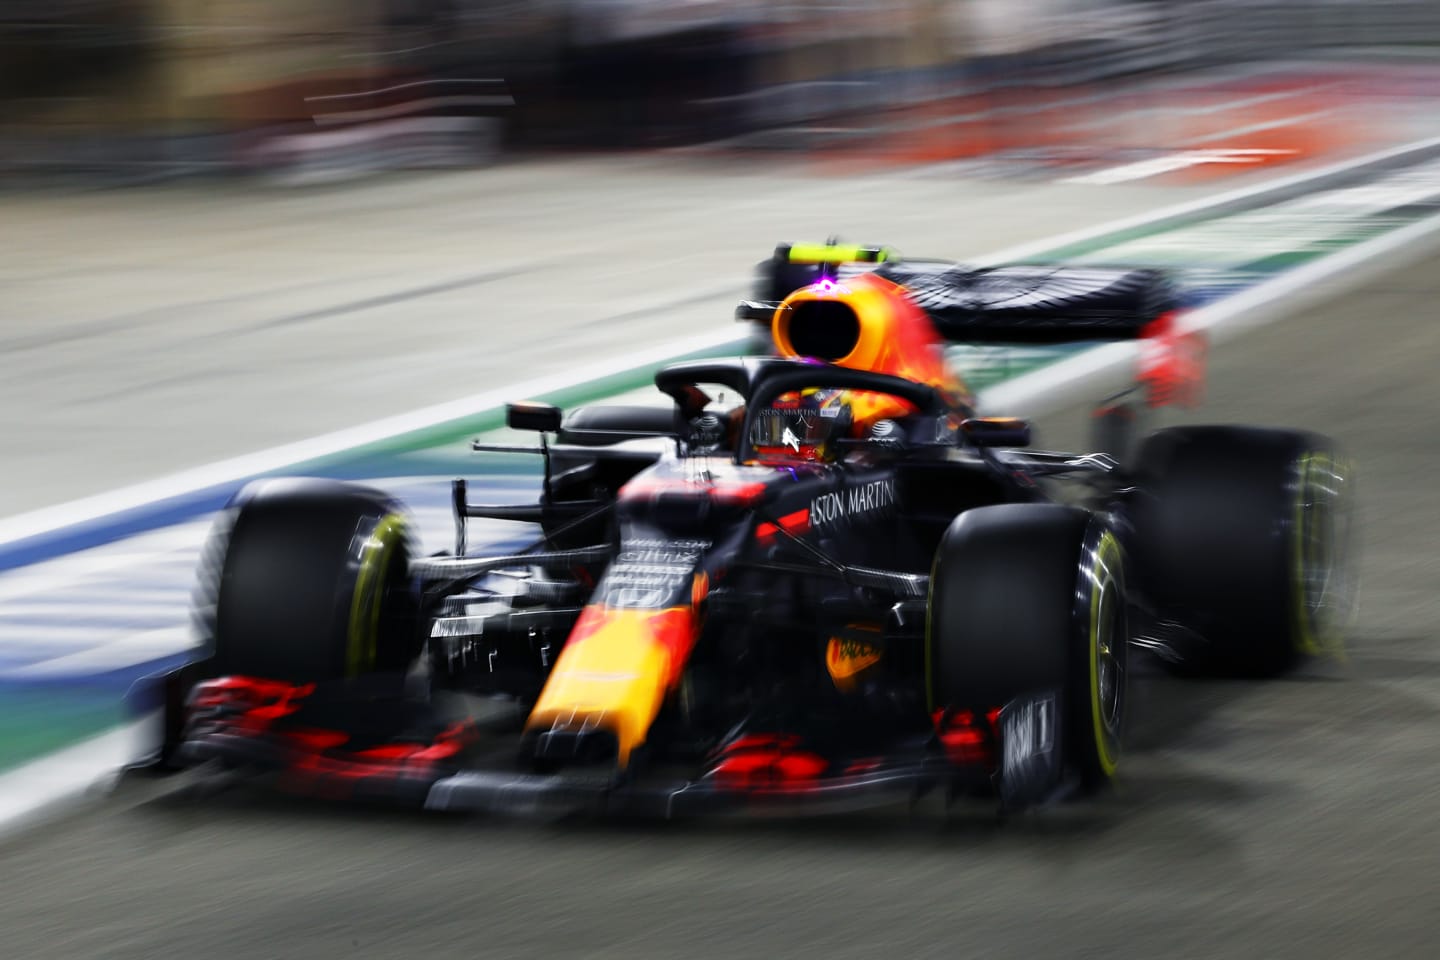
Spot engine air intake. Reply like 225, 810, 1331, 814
782, 299, 861, 362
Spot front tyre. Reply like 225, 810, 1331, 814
927, 504, 1128, 790
197, 479, 420, 684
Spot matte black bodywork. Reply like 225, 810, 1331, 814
148, 356, 1138, 816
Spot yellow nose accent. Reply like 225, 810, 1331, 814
526, 606, 694, 766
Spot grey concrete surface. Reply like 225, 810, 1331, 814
1, 225, 1437, 959
0, 157, 1223, 515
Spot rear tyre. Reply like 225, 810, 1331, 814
928, 504, 1128, 789
198, 478, 420, 684
1130, 426, 1354, 676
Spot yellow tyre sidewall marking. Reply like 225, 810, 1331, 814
924, 549, 940, 714
347, 513, 407, 677
1291, 452, 1348, 659
1089, 530, 1123, 778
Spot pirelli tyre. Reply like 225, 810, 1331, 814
197, 478, 420, 684
1129, 426, 1355, 676
927, 504, 1128, 792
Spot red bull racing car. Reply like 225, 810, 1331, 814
139, 242, 1354, 816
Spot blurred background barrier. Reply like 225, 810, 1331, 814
7, 0, 1440, 181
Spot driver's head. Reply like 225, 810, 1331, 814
751, 388, 853, 462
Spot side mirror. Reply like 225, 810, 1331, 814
507, 401, 563, 433
962, 417, 1031, 448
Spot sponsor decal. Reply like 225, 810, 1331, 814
615, 539, 710, 564
998, 692, 1061, 811
1002, 695, 1054, 773
602, 539, 710, 609
826, 632, 883, 691
809, 478, 896, 528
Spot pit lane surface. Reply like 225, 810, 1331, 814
3, 240, 1439, 960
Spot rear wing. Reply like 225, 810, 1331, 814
876, 261, 1177, 345
748, 244, 1178, 345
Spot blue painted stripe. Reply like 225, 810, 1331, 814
0, 473, 544, 574
0, 485, 240, 575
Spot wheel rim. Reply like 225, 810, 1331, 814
1096, 578, 1124, 734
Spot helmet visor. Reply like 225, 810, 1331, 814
751, 405, 838, 456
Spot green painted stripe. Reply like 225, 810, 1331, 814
1042, 159, 1440, 274
0, 685, 127, 772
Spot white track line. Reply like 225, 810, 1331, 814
0, 523, 211, 601
0, 601, 185, 621
0, 723, 141, 843
1061, 149, 1299, 186
3, 628, 194, 679
973, 132, 1440, 266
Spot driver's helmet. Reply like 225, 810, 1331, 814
751, 388, 854, 462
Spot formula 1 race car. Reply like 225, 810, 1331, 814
139, 242, 1354, 816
